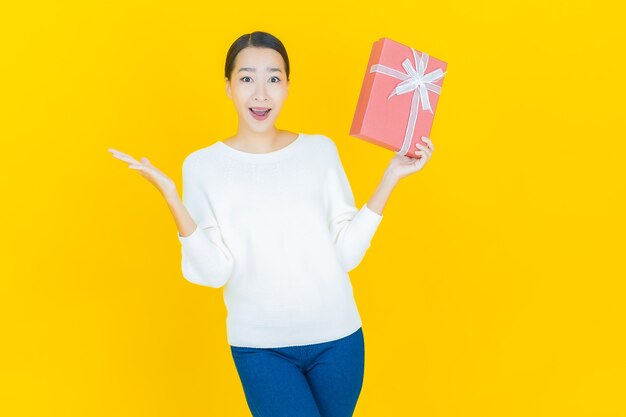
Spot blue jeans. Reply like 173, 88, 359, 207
230, 327, 365, 417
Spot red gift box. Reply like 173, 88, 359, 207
350, 37, 448, 156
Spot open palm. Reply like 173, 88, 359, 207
108, 148, 177, 196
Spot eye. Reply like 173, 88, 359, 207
240, 76, 252, 82
270, 76, 281, 83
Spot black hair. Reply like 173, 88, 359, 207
224, 31, 290, 82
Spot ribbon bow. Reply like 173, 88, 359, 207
370, 48, 446, 156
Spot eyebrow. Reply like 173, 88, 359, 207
238, 67, 283, 74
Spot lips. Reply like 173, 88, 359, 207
248, 107, 272, 121
249, 107, 271, 116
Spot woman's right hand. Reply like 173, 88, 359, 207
108, 148, 177, 197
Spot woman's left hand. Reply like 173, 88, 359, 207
384, 136, 435, 181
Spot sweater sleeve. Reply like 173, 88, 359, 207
325, 141, 383, 272
177, 156, 235, 288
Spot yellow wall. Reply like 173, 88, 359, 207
1, 1, 624, 415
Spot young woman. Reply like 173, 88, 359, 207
109, 31, 434, 417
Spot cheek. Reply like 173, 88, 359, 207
274, 89, 288, 101
234, 91, 250, 103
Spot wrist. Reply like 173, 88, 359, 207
382, 170, 400, 186
162, 187, 180, 204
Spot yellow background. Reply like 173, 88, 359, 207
2, 0, 625, 415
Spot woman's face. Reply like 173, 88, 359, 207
225, 47, 289, 133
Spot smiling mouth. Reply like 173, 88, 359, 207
249, 107, 271, 116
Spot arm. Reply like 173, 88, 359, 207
326, 135, 436, 272
326, 142, 385, 272
107, 147, 234, 287
365, 171, 398, 216
165, 156, 234, 288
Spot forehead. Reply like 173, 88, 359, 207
235, 47, 284, 71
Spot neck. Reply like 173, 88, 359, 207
233, 124, 283, 151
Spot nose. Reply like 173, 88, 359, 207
253, 84, 269, 102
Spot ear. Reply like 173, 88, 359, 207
225, 78, 231, 99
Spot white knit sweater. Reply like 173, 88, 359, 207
178, 133, 383, 348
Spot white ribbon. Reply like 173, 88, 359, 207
370, 48, 446, 155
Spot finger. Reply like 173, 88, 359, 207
128, 164, 145, 171
108, 148, 133, 158
422, 137, 434, 152
110, 152, 143, 166
416, 143, 431, 158
112, 154, 143, 166
415, 144, 432, 159
108, 148, 133, 156
414, 155, 426, 170
414, 149, 427, 160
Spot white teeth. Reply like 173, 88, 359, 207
250, 108, 270, 116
